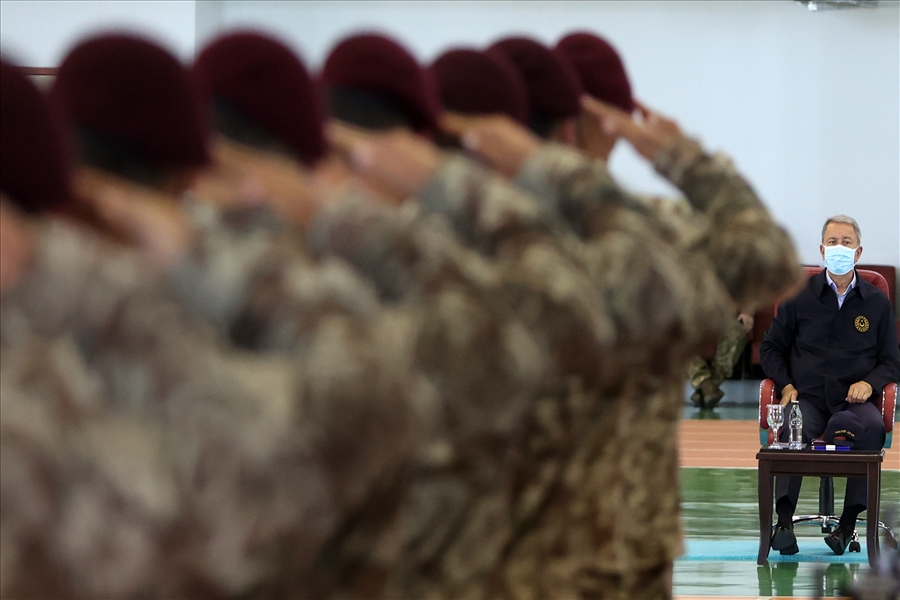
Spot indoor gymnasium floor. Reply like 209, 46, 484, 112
673, 379, 899, 600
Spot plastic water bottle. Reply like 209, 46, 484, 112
788, 401, 804, 449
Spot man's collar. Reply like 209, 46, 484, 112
825, 270, 856, 291
821, 268, 870, 299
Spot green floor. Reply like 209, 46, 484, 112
675, 379, 900, 597
675, 468, 900, 596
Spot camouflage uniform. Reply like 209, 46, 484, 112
168, 194, 572, 599
0, 217, 434, 598
686, 317, 751, 397
417, 152, 769, 596
392, 150, 766, 599
297, 150, 742, 600
151, 190, 595, 599
495, 138, 801, 599
0, 131, 797, 599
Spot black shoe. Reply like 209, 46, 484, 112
690, 389, 704, 408
824, 525, 853, 556
772, 522, 799, 555
699, 380, 724, 409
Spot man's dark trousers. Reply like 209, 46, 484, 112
774, 398, 885, 514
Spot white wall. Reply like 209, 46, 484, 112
1, 1, 898, 294
0, 0, 197, 65
205, 1, 900, 279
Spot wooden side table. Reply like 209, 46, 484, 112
756, 448, 884, 566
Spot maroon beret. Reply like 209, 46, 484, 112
51, 33, 208, 169
321, 33, 441, 133
486, 37, 582, 120
430, 48, 529, 124
0, 58, 72, 213
193, 31, 326, 165
556, 32, 633, 113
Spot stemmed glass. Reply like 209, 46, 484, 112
767, 404, 785, 449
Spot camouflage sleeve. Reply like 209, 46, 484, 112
168, 201, 384, 352
515, 140, 801, 312
414, 155, 632, 371
417, 153, 560, 254
1, 217, 166, 352
417, 153, 631, 351
650, 136, 803, 309
306, 187, 620, 391
513, 145, 735, 356
514, 143, 641, 238
311, 163, 735, 385
165, 202, 282, 333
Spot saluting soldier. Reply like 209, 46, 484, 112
303, 32, 732, 600
191, 32, 613, 599
0, 49, 433, 599
428, 32, 801, 598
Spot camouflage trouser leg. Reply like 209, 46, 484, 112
709, 319, 749, 386
687, 320, 748, 390
686, 356, 712, 390
577, 561, 673, 600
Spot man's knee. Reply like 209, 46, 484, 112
847, 403, 886, 449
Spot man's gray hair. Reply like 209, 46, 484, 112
821, 215, 861, 244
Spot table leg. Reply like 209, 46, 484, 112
758, 460, 772, 564
866, 462, 881, 566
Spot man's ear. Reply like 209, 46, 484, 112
819, 244, 826, 260
855, 245, 863, 262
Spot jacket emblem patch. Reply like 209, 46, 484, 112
854, 316, 870, 333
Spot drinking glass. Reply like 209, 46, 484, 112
767, 404, 785, 449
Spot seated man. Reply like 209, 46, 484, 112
760, 214, 900, 555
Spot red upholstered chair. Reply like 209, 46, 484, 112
758, 267, 897, 550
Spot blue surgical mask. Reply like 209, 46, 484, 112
823, 245, 857, 276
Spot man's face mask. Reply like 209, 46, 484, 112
823, 244, 857, 276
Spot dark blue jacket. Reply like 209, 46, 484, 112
760, 268, 900, 412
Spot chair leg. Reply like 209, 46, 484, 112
819, 477, 834, 533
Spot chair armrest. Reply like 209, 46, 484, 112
759, 379, 777, 446
883, 382, 896, 449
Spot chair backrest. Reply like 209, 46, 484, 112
857, 263, 896, 308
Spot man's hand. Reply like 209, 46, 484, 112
75, 167, 193, 269
440, 112, 540, 179
846, 381, 873, 404
780, 383, 798, 405
192, 136, 332, 227
328, 122, 442, 203
191, 137, 270, 209
580, 96, 684, 163
0, 197, 35, 295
